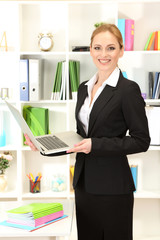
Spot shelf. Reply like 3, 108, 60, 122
0, 145, 18, 151
135, 236, 160, 240
20, 51, 67, 56
22, 190, 68, 199
149, 146, 160, 151
135, 190, 160, 199
0, 190, 17, 199
145, 100, 160, 106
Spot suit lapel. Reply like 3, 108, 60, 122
88, 84, 115, 136
75, 83, 88, 137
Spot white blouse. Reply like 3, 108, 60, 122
78, 67, 120, 135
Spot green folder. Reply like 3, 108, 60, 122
7, 203, 63, 220
23, 106, 49, 136
69, 60, 80, 97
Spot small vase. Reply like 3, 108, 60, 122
0, 174, 7, 192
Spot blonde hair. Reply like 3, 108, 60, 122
90, 23, 123, 49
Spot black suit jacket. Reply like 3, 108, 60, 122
73, 71, 150, 195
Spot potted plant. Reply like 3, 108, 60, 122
0, 151, 13, 192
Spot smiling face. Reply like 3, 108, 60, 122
90, 30, 124, 75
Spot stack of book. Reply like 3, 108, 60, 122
51, 60, 80, 101
118, 18, 134, 51
0, 202, 67, 231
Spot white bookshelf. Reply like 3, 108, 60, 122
0, 1, 160, 239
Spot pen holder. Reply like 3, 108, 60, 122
30, 180, 41, 193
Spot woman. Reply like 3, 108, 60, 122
25, 24, 150, 240
66, 24, 150, 240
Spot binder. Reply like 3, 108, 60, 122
23, 106, 49, 137
152, 72, 159, 99
130, 165, 138, 191
118, 19, 125, 47
19, 59, 29, 101
148, 72, 154, 99
125, 19, 134, 51
29, 59, 41, 101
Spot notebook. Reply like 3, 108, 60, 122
5, 100, 83, 156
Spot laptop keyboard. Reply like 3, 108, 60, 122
36, 135, 69, 150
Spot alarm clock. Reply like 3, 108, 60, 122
38, 32, 54, 51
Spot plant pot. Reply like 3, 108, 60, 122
0, 174, 7, 192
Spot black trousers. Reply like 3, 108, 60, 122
75, 170, 134, 240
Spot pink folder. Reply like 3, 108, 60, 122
125, 19, 134, 51
7, 210, 64, 227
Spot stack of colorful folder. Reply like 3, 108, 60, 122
4, 202, 64, 229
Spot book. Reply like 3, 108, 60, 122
118, 19, 125, 47
147, 32, 155, 50
0, 215, 68, 232
6, 203, 63, 227
148, 72, 154, 99
125, 19, 134, 51
154, 73, 160, 99
154, 31, 158, 50
152, 72, 160, 99
130, 165, 138, 191
0, 202, 68, 231
144, 32, 153, 50
158, 31, 160, 50
72, 46, 90, 52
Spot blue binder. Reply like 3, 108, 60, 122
131, 165, 138, 192
118, 19, 125, 47
19, 59, 29, 101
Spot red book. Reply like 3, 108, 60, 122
154, 31, 158, 50
125, 19, 134, 51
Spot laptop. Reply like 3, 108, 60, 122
5, 100, 83, 156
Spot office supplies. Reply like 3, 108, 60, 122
19, 59, 29, 101
5, 100, 83, 156
0, 202, 68, 231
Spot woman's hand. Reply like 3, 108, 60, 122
24, 134, 38, 151
66, 138, 92, 154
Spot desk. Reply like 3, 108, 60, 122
0, 199, 74, 240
